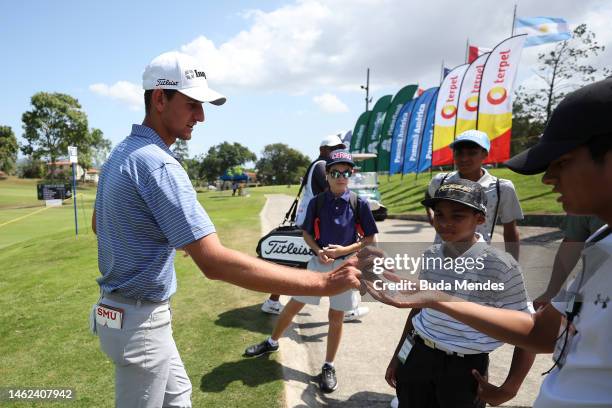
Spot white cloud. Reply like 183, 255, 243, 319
313, 93, 349, 113
89, 0, 612, 110
89, 81, 142, 111
174, 0, 612, 95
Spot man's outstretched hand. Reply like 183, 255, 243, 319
321, 256, 362, 296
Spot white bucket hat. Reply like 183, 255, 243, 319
142, 51, 226, 105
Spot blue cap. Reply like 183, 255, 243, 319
450, 130, 490, 152
326, 149, 355, 168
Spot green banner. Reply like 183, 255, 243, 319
376, 85, 418, 172
362, 95, 393, 171
349, 111, 372, 153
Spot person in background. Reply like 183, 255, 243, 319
425, 129, 522, 260
262, 135, 371, 322
246, 150, 378, 393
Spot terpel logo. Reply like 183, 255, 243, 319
464, 95, 479, 112
440, 104, 457, 119
185, 69, 207, 80
487, 86, 507, 105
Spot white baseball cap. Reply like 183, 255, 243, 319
319, 134, 347, 148
142, 51, 226, 105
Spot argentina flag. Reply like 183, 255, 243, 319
515, 17, 571, 47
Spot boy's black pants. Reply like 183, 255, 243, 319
396, 337, 489, 408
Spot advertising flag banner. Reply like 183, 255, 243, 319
477, 35, 526, 163
402, 88, 438, 174
468, 45, 492, 63
456, 52, 490, 136
416, 88, 440, 173
389, 100, 416, 175
362, 95, 393, 171
515, 17, 571, 47
350, 111, 373, 153
377, 84, 418, 172
432, 64, 470, 166
342, 130, 352, 145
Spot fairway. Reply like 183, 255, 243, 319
0, 178, 297, 407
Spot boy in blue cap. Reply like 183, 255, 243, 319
426, 129, 523, 260
244, 149, 378, 393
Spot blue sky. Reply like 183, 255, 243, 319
3, 0, 611, 163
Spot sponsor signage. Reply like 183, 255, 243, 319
37, 184, 72, 201
258, 235, 314, 266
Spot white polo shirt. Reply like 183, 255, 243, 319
428, 169, 523, 242
412, 234, 531, 354
534, 226, 612, 408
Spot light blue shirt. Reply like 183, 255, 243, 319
95, 124, 215, 301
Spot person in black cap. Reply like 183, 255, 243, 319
367, 77, 612, 408
384, 179, 532, 408
245, 149, 378, 393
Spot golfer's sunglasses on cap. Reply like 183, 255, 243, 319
330, 169, 352, 179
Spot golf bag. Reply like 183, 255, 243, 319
256, 179, 314, 268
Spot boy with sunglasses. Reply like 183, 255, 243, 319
244, 149, 378, 393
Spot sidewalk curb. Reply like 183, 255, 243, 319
387, 213, 565, 228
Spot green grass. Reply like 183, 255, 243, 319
0, 180, 297, 407
379, 169, 563, 215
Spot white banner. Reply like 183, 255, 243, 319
456, 52, 490, 135
478, 35, 526, 117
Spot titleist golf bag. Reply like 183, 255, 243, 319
256, 181, 314, 268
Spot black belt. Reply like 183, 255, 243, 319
102, 292, 169, 306
414, 334, 488, 358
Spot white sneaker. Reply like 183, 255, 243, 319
261, 299, 283, 315
343, 306, 370, 322
390, 396, 398, 408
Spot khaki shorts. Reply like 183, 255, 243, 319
292, 256, 360, 312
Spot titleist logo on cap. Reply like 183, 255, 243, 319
156, 79, 179, 86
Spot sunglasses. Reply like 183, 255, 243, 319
329, 169, 352, 179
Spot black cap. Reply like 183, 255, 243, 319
422, 179, 487, 215
326, 149, 355, 168
505, 77, 612, 175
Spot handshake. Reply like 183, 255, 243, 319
322, 245, 437, 307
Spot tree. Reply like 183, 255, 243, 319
173, 139, 189, 162
510, 87, 547, 156
255, 143, 310, 185
79, 128, 112, 179
526, 24, 609, 124
0, 126, 18, 175
90, 130, 113, 169
17, 157, 46, 179
200, 142, 256, 182
511, 24, 609, 156
21, 92, 111, 179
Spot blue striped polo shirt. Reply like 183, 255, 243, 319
95, 124, 215, 301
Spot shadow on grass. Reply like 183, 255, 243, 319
214, 304, 277, 335
199, 355, 312, 392
214, 304, 328, 339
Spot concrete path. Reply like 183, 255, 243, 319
259, 194, 559, 408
